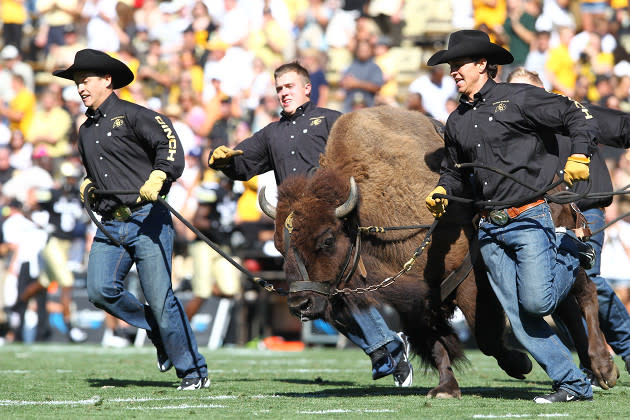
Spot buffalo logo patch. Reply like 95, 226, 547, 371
310, 116, 325, 126
112, 117, 125, 128
494, 102, 507, 113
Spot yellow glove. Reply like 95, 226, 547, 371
563, 154, 590, 187
208, 145, 244, 169
139, 170, 167, 202
79, 178, 95, 204
425, 186, 448, 218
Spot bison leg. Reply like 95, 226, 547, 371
570, 268, 619, 389
427, 338, 461, 399
456, 270, 532, 379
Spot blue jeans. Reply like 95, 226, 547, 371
87, 202, 207, 379
582, 208, 630, 360
478, 202, 592, 398
341, 307, 400, 355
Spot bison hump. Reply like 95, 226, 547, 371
321, 106, 445, 227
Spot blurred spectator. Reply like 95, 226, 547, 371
366, 0, 405, 46
251, 87, 280, 132
300, 48, 329, 108
188, 1, 218, 49
573, 73, 591, 103
35, 0, 82, 55
243, 56, 274, 122
113, 1, 138, 50
295, 0, 333, 52
0, 146, 15, 184
7, 129, 32, 171
26, 88, 73, 171
2, 198, 49, 343
151, 0, 188, 57
546, 24, 577, 96
570, 14, 617, 64
180, 88, 207, 142
536, 0, 575, 39
473, 0, 507, 42
82, 0, 121, 52
34, 162, 89, 342
0, 73, 36, 137
247, 5, 293, 70
579, 0, 610, 33
0, 45, 35, 101
203, 37, 254, 101
600, 200, 630, 314
594, 74, 614, 105
168, 49, 205, 105
134, 0, 165, 33
325, 4, 359, 50
1, 0, 28, 52
373, 35, 399, 106
453, 0, 475, 29
408, 65, 457, 123
339, 39, 383, 112
3, 149, 55, 205
614, 74, 630, 111
499, 0, 539, 78
43, 24, 87, 76
525, 29, 552, 89
185, 167, 241, 321
405, 91, 430, 116
137, 39, 173, 103
217, 0, 250, 48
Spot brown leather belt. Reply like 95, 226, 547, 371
482, 199, 546, 225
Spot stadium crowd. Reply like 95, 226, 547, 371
1, 0, 630, 347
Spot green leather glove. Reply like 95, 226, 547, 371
80, 178, 95, 204
425, 186, 448, 218
139, 170, 167, 201
563, 155, 590, 187
208, 145, 244, 169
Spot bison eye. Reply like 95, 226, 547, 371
317, 231, 335, 252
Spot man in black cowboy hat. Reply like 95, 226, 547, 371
424, 30, 600, 403
53, 49, 209, 390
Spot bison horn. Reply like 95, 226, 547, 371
258, 186, 276, 219
335, 177, 358, 218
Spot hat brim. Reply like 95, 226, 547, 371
53, 55, 134, 89
427, 43, 514, 66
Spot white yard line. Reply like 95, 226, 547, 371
298, 409, 396, 414
0, 396, 102, 406
473, 414, 570, 418
126, 404, 226, 410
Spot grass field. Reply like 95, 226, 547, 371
0, 344, 628, 419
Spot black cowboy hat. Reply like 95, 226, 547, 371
53, 49, 134, 89
427, 30, 514, 66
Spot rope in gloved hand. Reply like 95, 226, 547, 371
84, 187, 288, 296
431, 162, 630, 235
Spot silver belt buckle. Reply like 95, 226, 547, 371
113, 205, 132, 221
489, 209, 509, 226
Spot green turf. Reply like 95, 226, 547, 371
0, 344, 628, 419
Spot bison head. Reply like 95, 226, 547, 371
258, 170, 359, 321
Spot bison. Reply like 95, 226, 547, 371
258, 106, 618, 398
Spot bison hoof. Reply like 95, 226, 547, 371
594, 363, 620, 390
427, 385, 461, 399
497, 350, 532, 380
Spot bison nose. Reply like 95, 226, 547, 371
288, 296, 311, 318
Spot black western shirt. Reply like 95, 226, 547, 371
220, 101, 342, 185
440, 79, 600, 209
557, 103, 630, 211
78, 92, 184, 214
